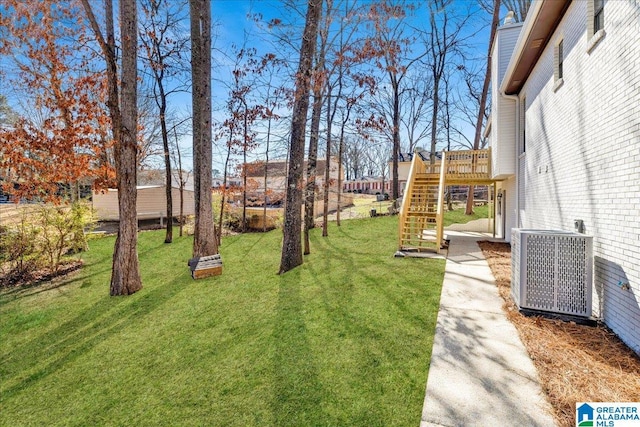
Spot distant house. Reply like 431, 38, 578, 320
489, 0, 640, 353
242, 157, 350, 214
343, 176, 390, 194
391, 151, 439, 195
92, 185, 195, 221
212, 177, 241, 189
244, 157, 341, 195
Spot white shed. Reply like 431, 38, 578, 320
93, 185, 195, 221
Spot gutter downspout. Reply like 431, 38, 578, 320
496, 2, 543, 236
501, 90, 520, 231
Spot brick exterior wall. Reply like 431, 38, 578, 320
514, 0, 640, 353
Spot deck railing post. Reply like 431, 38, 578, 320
436, 151, 447, 253
398, 152, 421, 250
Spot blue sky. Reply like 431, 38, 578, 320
1, 0, 497, 176
200, 0, 496, 174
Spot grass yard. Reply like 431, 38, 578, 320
443, 203, 489, 227
0, 216, 445, 427
339, 195, 393, 219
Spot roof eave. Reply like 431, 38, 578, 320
500, 0, 572, 95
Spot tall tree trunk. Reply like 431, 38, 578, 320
304, 89, 323, 254
304, 3, 327, 253
217, 137, 232, 245
190, 0, 218, 257
444, 76, 453, 212
263, 117, 271, 233
336, 119, 346, 226
242, 105, 248, 233
175, 129, 185, 237
322, 86, 333, 237
159, 84, 173, 243
279, 0, 322, 274
391, 78, 400, 200
81, 0, 143, 295
429, 76, 440, 168
465, 0, 501, 215
111, 0, 142, 295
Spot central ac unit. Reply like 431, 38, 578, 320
511, 229, 593, 317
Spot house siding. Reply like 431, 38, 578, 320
93, 186, 196, 221
517, 0, 640, 353
245, 157, 341, 197
491, 23, 522, 179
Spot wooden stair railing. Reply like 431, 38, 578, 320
398, 153, 440, 252
397, 148, 492, 254
436, 151, 447, 254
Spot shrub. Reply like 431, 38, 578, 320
37, 202, 96, 273
0, 202, 96, 284
0, 216, 41, 281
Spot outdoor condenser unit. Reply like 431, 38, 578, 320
511, 229, 593, 317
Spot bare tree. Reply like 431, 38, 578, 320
361, 1, 426, 200
303, 1, 328, 255
171, 129, 191, 238
279, 0, 323, 274
465, 0, 501, 215
425, 0, 473, 167
137, 92, 164, 169
190, 0, 218, 257
169, 119, 191, 237
315, 0, 362, 235
256, 57, 286, 232
140, 0, 190, 243
364, 141, 391, 193
401, 71, 433, 153
214, 118, 234, 244
81, 0, 142, 295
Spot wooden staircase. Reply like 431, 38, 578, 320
399, 173, 440, 252
397, 149, 492, 254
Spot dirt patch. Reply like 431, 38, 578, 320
0, 259, 83, 288
478, 241, 640, 427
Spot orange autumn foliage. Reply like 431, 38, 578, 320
0, 0, 115, 202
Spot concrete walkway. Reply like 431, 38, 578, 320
420, 232, 556, 427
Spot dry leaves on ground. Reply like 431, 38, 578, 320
478, 241, 640, 427
0, 260, 83, 288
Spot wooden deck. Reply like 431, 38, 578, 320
398, 149, 494, 253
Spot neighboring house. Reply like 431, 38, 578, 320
138, 169, 196, 191
343, 176, 390, 194
93, 185, 195, 221
490, 0, 640, 353
391, 151, 440, 195
244, 157, 342, 197
212, 177, 242, 189
242, 157, 349, 215
397, 151, 430, 195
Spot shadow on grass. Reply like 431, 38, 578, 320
271, 269, 326, 426
1, 271, 190, 401
0, 263, 114, 307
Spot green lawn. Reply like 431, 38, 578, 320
443, 203, 490, 227
0, 216, 445, 427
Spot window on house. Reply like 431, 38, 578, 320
594, 0, 604, 33
558, 40, 564, 79
554, 39, 564, 90
588, 0, 605, 44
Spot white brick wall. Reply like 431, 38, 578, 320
515, 0, 640, 353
